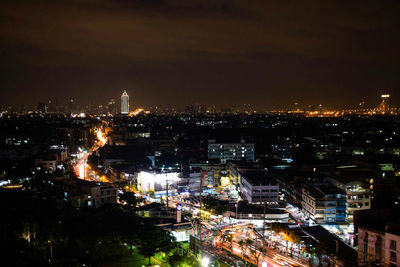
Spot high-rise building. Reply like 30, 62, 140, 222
121, 90, 129, 114
69, 99, 74, 114
38, 102, 48, 114
107, 99, 116, 115
378, 94, 390, 114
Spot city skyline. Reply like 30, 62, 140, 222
0, 0, 399, 109
1, 90, 397, 113
2, 2, 400, 266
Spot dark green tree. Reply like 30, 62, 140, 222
137, 222, 175, 265
168, 250, 201, 267
119, 192, 144, 211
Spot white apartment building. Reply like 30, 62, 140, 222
240, 169, 279, 204
208, 139, 255, 163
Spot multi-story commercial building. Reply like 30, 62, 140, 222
88, 184, 118, 208
239, 169, 279, 204
325, 177, 371, 223
121, 90, 129, 114
37, 102, 48, 114
357, 209, 400, 267
57, 178, 118, 208
302, 185, 346, 224
107, 98, 116, 115
208, 139, 255, 164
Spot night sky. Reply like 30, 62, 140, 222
1, 0, 399, 110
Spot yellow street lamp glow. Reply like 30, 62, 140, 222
202, 256, 210, 267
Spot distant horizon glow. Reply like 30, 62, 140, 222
0, 1, 399, 110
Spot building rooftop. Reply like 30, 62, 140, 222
241, 169, 278, 186
306, 185, 345, 199
230, 202, 286, 215
208, 138, 254, 145
355, 208, 400, 236
302, 225, 357, 265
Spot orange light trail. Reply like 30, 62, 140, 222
74, 127, 108, 181
96, 128, 107, 146
129, 108, 146, 116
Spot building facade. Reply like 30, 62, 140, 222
325, 177, 371, 223
302, 185, 346, 224
345, 181, 371, 223
240, 169, 279, 204
358, 225, 400, 267
208, 139, 255, 163
88, 184, 118, 208
121, 90, 129, 114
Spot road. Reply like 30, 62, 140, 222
195, 220, 307, 267
73, 127, 111, 183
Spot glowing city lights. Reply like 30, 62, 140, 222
201, 256, 210, 267
129, 108, 145, 116
96, 128, 107, 146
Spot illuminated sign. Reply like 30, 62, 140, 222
177, 204, 182, 211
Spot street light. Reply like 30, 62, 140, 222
201, 256, 210, 267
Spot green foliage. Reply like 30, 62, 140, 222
0, 180, 174, 266
250, 246, 265, 266
238, 240, 246, 260
167, 249, 201, 267
119, 192, 144, 211
202, 195, 229, 215
136, 221, 176, 264
220, 231, 233, 247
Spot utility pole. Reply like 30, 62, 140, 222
263, 201, 266, 239
166, 179, 169, 214
199, 173, 203, 252
236, 201, 239, 219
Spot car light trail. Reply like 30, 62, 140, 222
74, 127, 109, 181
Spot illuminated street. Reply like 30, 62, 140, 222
73, 127, 111, 183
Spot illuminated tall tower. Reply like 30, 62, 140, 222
69, 99, 74, 114
378, 94, 390, 114
121, 90, 129, 114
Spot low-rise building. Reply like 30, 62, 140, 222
228, 203, 289, 226
302, 185, 346, 224
357, 209, 400, 267
56, 178, 117, 208
240, 169, 279, 204
87, 184, 118, 207
35, 154, 57, 171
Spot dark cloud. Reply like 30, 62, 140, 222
0, 0, 399, 109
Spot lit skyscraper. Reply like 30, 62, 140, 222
121, 90, 129, 114
108, 98, 116, 115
